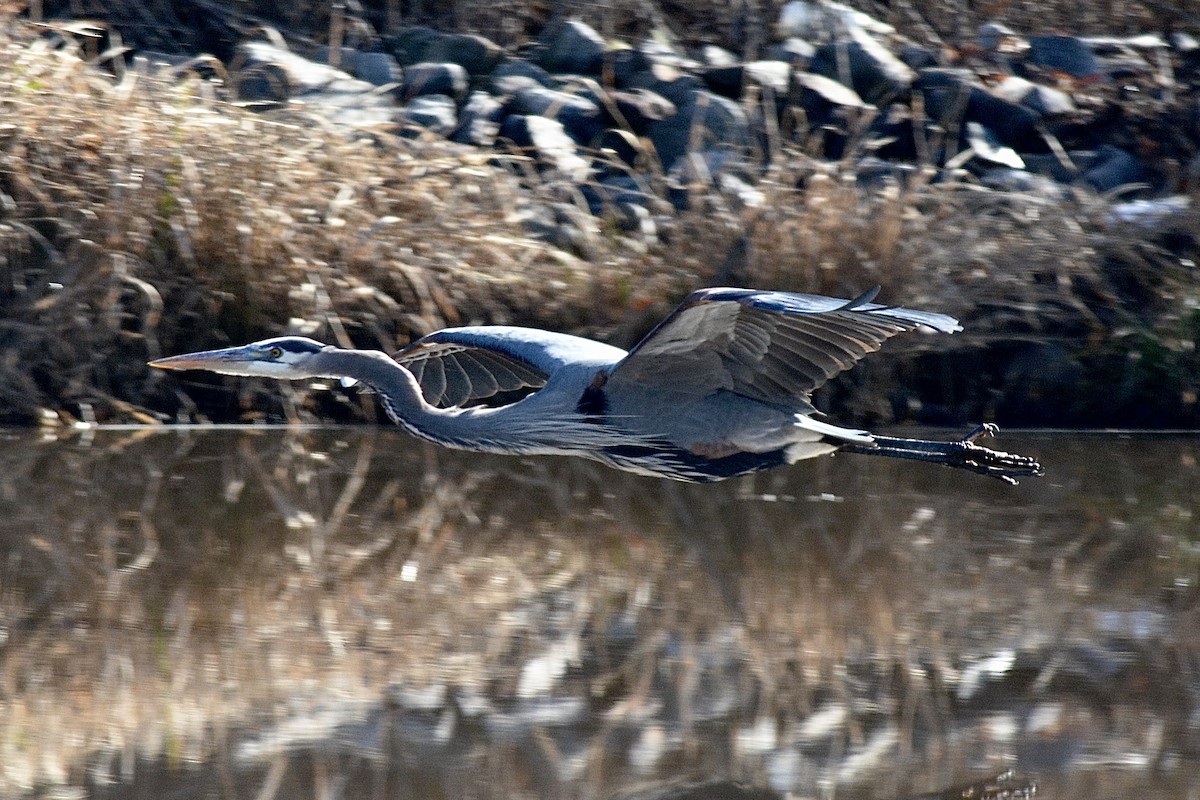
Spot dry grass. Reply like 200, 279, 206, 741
0, 18, 675, 423
1, 8, 1198, 426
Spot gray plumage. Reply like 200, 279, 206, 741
150, 287, 1043, 483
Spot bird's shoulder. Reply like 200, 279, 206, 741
403, 326, 626, 373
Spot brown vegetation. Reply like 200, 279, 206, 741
0, 5, 1198, 427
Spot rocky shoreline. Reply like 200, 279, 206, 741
1, 3, 1197, 427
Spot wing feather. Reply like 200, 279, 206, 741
394, 336, 550, 409
775, 316, 884, 361
439, 353, 472, 407
771, 325, 862, 367
608, 287, 960, 406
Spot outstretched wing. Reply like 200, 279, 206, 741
394, 334, 549, 409
606, 287, 961, 405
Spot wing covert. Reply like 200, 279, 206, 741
607, 287, 961, 406
394, 337, 549, 409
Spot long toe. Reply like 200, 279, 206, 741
956, 439, 1045, 484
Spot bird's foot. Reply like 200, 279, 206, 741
843, 424, 1044, 485
938, 427, 1045, 485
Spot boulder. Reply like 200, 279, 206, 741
399, 95, 458, 137
647, 90, 751, 170
497, 115, 591, 181
400, 62, 468, 101
539, 19, 606, 75
510, 86, 605, 145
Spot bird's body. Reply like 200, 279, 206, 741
150, 288, 1044, 483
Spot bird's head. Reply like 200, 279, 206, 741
149, 336, 332, 379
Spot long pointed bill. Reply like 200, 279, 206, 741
148, 344, 271, 376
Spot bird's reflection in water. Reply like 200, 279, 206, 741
0, 427, 1195, 800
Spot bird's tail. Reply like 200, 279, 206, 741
795, 415, 874, 443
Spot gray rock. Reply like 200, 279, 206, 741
424, 32, 502, 76
915, 68, 1042, 152
388, 26, 441, 64
399, 95, 458, 137
992, 76, 1075, 116
702, 65, 745, 99
490, 59, 554, 96
1022, 152, 1083, 183
810, 27, 915, 104
628, 64, 706, 107
704, 60, 790, 100
497, 115, 590, 180
1171, 32, 1199, 52
596, 128, 646, 166
234, 41, 394, 125
701, 45, 739, 68
979, 168, 1068, 197
1029, 34, 1101, 79
1082, 37, 1156, 80
745, 61, 791, 95
237, 41, 360, 97
314, 47, 402, 87
314, 46, 358, 72
452, 91, 504, 146
899, 43, 938, 71
387, 28, 502, 75
768, 38, 816, 69
235, 69, 288, 104
648, 91, 751, 171
353, 51, 403, 87
965, 121, 1023, 169
976, 21, 1020, 52
1081, 145, 1146, 193
777, 0, 895, 40
510, 86, 605, 145
792, 71, 868, 116
1024, 146, 1148, 192
401, 62, 468, 100
665, 149, 749, 210
539, 19, 606, 75
853, 157, 922, 189
1109, 196, 1191, 226
517, 201, 596, 253
637, 38, 699, 72
607, 47, 652, 87
610, 89, 676, 134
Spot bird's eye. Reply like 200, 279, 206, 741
268, 346, 283, 359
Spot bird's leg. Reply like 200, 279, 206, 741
838, 424, 1044, 485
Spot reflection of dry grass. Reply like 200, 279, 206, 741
1, 429, 1198, 797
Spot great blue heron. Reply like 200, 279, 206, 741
150, 287, 1044, 484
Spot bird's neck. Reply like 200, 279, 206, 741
312, 349, 522, 452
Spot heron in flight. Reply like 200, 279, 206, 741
150, 288, 1043, 484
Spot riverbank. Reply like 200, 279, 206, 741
1, 3, 1197, 428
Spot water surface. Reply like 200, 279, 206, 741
1, 428, 1197, 799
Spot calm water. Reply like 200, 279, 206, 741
0, 427, 1197, 799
